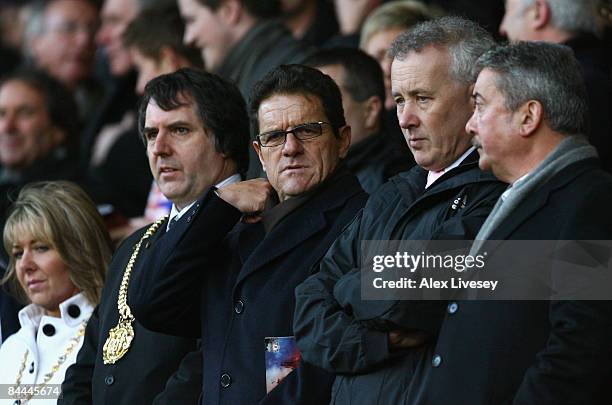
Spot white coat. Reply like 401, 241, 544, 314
0, 293, 93, 405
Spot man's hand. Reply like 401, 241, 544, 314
388, 330, 429, 350
217, 179, 273, 223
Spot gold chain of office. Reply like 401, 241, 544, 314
12, 320, 87, 405
102, 216, 168, 365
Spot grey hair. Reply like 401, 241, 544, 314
520, 0, 601, 36
389, 16, 495, 85
475, 41, 588, 136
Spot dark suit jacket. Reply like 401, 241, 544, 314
60, 217, 201, 405
132, 171, 367, 404
414, 158, 612, 405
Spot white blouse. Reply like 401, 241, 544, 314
0, 293, 93, 405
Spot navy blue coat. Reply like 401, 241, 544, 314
132, 170, 367, 404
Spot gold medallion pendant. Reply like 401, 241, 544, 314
102, 216, 167, 365
102, 319, 135, 364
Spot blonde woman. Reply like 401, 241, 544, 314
0, 181, 112, 404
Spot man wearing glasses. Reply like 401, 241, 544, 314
132, 65, 367, 404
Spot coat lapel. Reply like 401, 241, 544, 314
235, 173, 363, 286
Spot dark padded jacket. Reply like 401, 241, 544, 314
294, 151, 506, 404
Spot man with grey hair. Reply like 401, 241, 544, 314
500, 0, 612, 172
293, 16, 506, 403
435, 40, 612, 404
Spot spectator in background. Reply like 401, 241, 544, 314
329, 0, 381, 47
307, 47, 414, 192
0, 69, 80, 248
0, 181, 111, 402
81, 0, 173, 224
499, 0, 612, 172
360, 0, 435, 110
25, 0, 102, 121
179, 0, 309, 177
280, 0, 339, 47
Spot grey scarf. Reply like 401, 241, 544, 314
471, 135, 597, 253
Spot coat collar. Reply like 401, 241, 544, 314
486, 158, 599, 241
392, 150, 499, 218
18, 293, 93, 331
234, 172, 363, 285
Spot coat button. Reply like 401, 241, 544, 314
29, 362, 34, 374
447, 302, 458, 314
432, 354, 442, 368
104, 375, 115, 386
234, 300, 244, 314
220, 373, 231, 388
42, 324, 56, 336
68, 304, 81, 318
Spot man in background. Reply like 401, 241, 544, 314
307, 47, 414, 192
499, 0, 612, 171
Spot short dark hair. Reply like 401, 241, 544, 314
475, 41, 589, 136
123, 5, 203, 69
305, 47, 385, 105
196, 0, 280, 19
0, 68, 79, 144
138, 67, 250, 178
249, 64, 345, 137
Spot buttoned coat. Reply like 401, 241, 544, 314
411, 157, 612, 404
132, 170, 368, 404
59, 215, 201, 405
0, 294, 93, 405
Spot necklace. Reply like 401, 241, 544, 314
102, 216, 167, 365
12, 320, 87, 405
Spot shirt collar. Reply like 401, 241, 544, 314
426, 146, 475, 188
167, 173, 242, 230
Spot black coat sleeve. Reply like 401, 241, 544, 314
131, 189, 242, 337
59, 306, 100, 404
153, 345, 203, 404
294, 213, 392, 374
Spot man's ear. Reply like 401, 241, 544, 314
219, 0, 242, 25
252, 140, 266, 172
532, 0, 551, 30
363, 95, 383, 131
158, 46, 182, 71
338, 125, 352, 158
518, 100, 543, 138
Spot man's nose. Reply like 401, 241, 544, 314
0, 113, 17, 134
282, 133, 304, 156
151, 131, 171, 156
397, 104, 419, 129
466, 112, 478, 135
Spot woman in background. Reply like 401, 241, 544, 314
0, 181, 112, 404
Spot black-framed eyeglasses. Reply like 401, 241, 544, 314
256, 121, 331, 147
